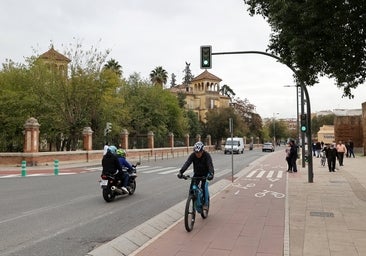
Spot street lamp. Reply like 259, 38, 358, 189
273, 112, 279, 146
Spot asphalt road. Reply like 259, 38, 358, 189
0, 149, 269, 256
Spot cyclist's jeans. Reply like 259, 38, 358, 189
191, 179, 209, 205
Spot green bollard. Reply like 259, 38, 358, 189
54, 159, 59, 176
21, 160, 27, 177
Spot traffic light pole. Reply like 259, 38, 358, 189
211, 50, 314, 182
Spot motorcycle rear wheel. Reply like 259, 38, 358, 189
103, 188, 115, 202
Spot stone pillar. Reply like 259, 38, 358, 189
168, 132, 174, 148
120, 129, 129, 149
196, 134, 201, 142
147, 131, 154, 149
206, 135, 211, 146
243, 136, 247, 146
185, 134, 190, 147
82, 127, 93, 150
23, 117, 40, 153
256, 137, 260, 146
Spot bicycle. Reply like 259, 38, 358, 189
180, 175, 210, 232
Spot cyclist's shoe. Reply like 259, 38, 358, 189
203, 204, 209, 211
121, 187, 129, 194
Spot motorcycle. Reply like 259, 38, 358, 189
99, 162, 140, 202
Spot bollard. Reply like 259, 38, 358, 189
54, 159, 59, 176
21, 160, 27, 177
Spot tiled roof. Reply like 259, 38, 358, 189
191, 70, 222, 82
39, 46, 71, 62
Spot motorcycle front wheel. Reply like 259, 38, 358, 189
102, 188, 115, 202
128, 180, 136, 195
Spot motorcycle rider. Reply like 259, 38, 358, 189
116, 148, 134, 193
177, 141, 214, 210
101, 145, 128, 194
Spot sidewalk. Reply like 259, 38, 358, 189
288, 154, 366, 256
87, 151, 366, 256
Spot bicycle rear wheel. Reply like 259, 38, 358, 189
184, 194, 196, 232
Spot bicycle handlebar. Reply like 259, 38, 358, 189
180, 175, 207, 180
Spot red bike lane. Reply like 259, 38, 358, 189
132, 151, 287, 256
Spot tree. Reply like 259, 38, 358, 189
104, 58, 123, 77
231, 97, 262, 138
205, 108, 247, 147
170, 73, 177, 88
150, 66, 168, 87
182, 62, 194, 86
219, 84, 236, 102
243, 0, 366, 98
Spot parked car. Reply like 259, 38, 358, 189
262, 142, 274, 152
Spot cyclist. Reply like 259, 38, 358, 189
177, 141, 214, 210
116, 148, 134, 193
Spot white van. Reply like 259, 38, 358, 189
224, 137, 244, 154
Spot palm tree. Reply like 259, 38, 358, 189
104, 59, 122, 77
219, 84, 236, 101
150, 66, 168, 87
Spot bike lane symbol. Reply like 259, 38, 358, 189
254, 189, 285, 198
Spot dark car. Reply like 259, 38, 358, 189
262, 142, 274, 152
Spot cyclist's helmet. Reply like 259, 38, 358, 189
108, 145, 117, 154
193, 141, 204, 152
116, 148, 126, 157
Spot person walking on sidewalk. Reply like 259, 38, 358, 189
336, 141, 347, 166
289, 140, 298, 172
285, 143, 292, 172
177, 141, 214, 210
324, 144, 337, 172
348, 139, 355, 158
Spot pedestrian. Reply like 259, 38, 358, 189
348, 139, 355, 158
285, 143, 292, 172
336, 141, 347, 166
324, 144, 337, 172
315, 141, 321, 158
289, 140, 298, 172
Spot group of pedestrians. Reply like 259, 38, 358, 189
321, 140, 355, 172
286, 139, 356, 173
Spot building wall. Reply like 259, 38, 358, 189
334, 115, 363, 147
363, 102, 366, 155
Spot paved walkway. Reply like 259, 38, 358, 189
87, 151, 366, 256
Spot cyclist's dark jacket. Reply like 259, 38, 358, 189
102, 151, 122, 175
179, 151, 214, 177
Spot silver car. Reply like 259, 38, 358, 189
262, 142, 274, 152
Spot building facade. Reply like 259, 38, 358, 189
168, 70, 230, 122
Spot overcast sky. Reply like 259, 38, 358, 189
1, 0, 365, 119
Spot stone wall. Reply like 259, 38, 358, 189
0, 146, 215, 166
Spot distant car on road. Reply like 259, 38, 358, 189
262, 142, 274, 152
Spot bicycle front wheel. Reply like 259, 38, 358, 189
184, 194, 196, 232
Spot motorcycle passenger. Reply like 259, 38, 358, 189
177, 141, 214, 210
101, 145, 128, 194
116, 148, 133, 193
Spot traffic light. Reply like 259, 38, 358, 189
104, 122, 112, 136
300, 114, 307, 132
200, 45, 212, 69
